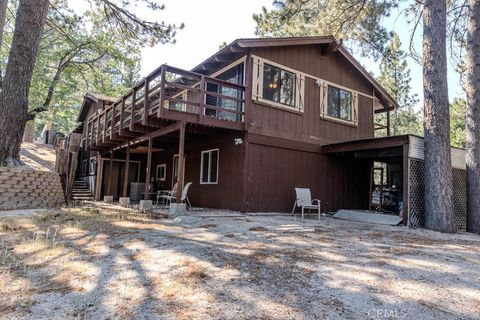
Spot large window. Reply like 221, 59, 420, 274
327, 85, 352, 121
262, 63, 296, 107
200, 149, 219, 184
206, 62, 244, 122
252, 56, 305, 112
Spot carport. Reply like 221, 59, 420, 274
322, 135, 467, 230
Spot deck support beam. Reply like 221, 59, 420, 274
106, 151, 113, 196
144, 138, 153, 200
176, 122, 186, 202
402, 143, 409, 226
123, 142, 130, 197
386, 110, 391, 136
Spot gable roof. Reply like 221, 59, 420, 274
76, 92, 117, 123
191, 36, 398, 111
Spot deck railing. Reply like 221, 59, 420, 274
85, 64, 246, 148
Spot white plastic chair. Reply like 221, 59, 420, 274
162, 182, 192, 208
157, 182, 177, 205
291, 187, 321, 220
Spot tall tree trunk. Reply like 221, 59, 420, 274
466, 0, 480, 234
0, 0, 50, 166
0, 0, 8, 86
422, 0, 456, 233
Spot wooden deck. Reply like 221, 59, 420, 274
85, 64, 246, 151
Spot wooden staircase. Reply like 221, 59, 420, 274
71, 180, 94, 201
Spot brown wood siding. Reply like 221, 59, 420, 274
243, 139, 371, 212
248, 46, 375, 145
151, 132, 246, 211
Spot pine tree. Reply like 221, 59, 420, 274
253, 0, 399, 58
376, 32, 422, 136
465, 0, 480, 234
423, 0, 456, 233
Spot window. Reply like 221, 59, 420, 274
206, 62, 244, 122
168, 91, 188, 111
262, 63, 296, 107
200, 149, 219, 184
89, 157, 97, 175
319, 81, 359, 126
156, 164, 166, 181
252, 56, 305, 112
327, 85, 352, 121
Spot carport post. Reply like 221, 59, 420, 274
106, 151, 113, 196
176, 122, 186, 202
144, 138, 152, 200
123, 142, 130, 197
402, 143, 409, 226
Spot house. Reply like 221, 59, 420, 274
72, 36, 467, 229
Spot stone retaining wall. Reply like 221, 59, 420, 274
0, 167, 65, 210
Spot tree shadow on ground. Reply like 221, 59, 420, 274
0, 205, 479, 319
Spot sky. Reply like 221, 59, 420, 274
139, 0, 270, 72
71, 0, 465, 109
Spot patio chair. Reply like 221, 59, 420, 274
291, 187, 321, 220
162, 182, 192, 208
156, 182, 177, 205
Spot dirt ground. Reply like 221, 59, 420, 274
0, 205, 479, 320
19, 142, 56, 171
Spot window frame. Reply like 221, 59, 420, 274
319, 80, 359, 127
89, 157, 97, 175
200, 148, 219, 185
252, 55, 305, 113
156, 164, 166, 181
206, 57, 246, 122
327, 85, 353, 122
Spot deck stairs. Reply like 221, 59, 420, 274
71, 180, 94, 201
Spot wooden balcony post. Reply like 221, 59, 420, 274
107, 150, 113, 196
120, 97, 125, 132
110, 103, 116, 139
102, 112, 107, 142
130, 89, 137, 131
95, 115, 100, 145
158, 65, 167, 118
176, 122, 186, 202
244, 54, 252, 125
199, 75, 206, 122
123, 142, 130, 197
85, 120, 90, 148
144, 138, 153, 200
142, 79, 150, 125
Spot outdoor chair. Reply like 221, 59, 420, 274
161, 182, 192, 208
156, 182, 177, 205
291, 187, 321, 220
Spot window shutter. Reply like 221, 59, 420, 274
295, 74, 305, 111
319, 82, 328, 118
252, 57, 263, 100
353, 92, 359, 125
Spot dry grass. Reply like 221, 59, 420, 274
0, 205, 479, 319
